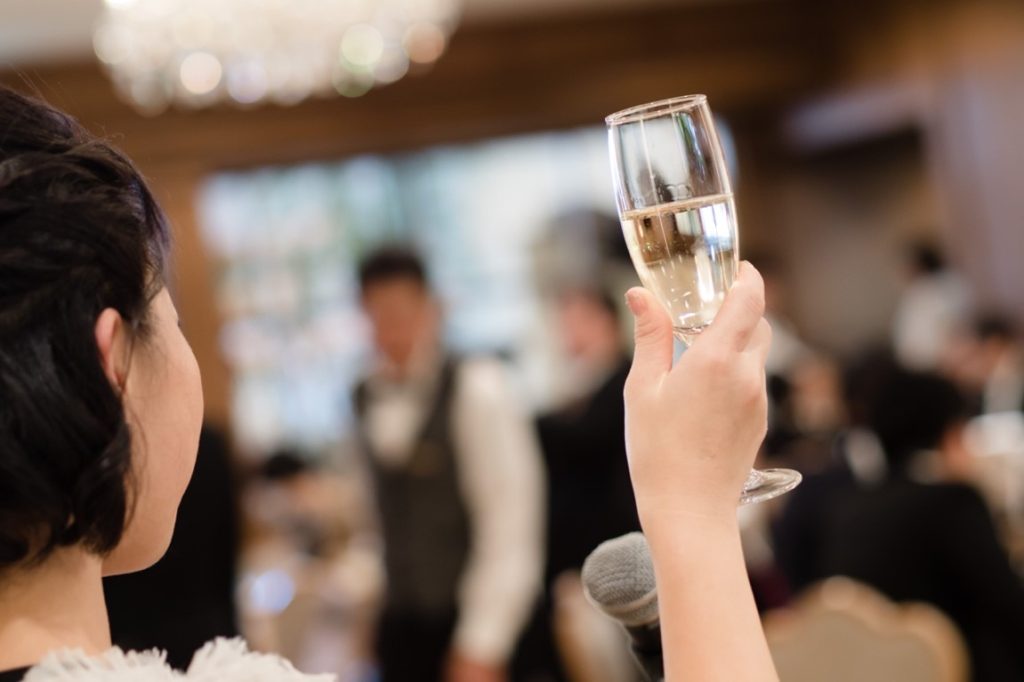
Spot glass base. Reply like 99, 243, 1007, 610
739, 468, 802, 505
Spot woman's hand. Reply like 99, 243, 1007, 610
622, 263, 780, 681
623, 262, 771, 526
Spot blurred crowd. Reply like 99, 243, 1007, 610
754, 242, 1024, 680
102, 237, 1024, 682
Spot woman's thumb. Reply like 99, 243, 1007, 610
626, 287, 674, 385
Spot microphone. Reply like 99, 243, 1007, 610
581, 532, 663, 682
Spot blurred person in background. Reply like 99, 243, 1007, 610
538, 287, 639, 584
772, 349, 894, 595
249, 450, 353, 557
742, 256, 834, 611
525, 286, 641, 681
750, 254, 825, 464
747, 352, 845, 611
104, 424, 240, 670
947, 314, 1024, 416
892, 240, 971, 371
817, 367, 1024, 681
352, 247, 544, 682
237, 450, 379, 678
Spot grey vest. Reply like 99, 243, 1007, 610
353, 358, 471, 615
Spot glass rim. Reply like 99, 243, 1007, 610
605, 94, 708, 126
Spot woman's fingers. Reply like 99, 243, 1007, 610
703, 262, 765, 353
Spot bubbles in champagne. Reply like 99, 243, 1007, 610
620, 194, 738, 341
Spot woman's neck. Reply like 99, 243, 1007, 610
0, 547, 111, 671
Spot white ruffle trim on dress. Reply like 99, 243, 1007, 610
22, 638, 336, 681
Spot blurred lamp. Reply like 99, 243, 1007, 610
93, 0, 461, 113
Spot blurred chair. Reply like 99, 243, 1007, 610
764, 577, 968, 682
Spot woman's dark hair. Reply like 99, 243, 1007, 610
0, 86, 170, 568
357, 246, 427, 293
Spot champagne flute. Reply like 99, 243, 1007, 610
607, 94, 801, 505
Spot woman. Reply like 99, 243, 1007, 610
0, 85, 777, 680
0, 87, 327, 680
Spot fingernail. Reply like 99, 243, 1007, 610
625, 289, 646, 315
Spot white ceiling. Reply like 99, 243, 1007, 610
0, 0, 686, 67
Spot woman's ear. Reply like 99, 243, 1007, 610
95, 308, 130, 391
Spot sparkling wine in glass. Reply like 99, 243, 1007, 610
607, 95, 801, 505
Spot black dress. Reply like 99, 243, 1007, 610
0, 667, 29, 681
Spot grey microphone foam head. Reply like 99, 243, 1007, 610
581, 532, 658, 627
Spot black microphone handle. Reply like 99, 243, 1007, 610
625, 622, 664, 682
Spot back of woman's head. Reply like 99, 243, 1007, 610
0, 86, 169, 568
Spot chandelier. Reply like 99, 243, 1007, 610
93, 0, 461, 113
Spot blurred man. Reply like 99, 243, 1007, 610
352, 247, 543, 682
949, 314, 1024, 415
892, 241, 971, 371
